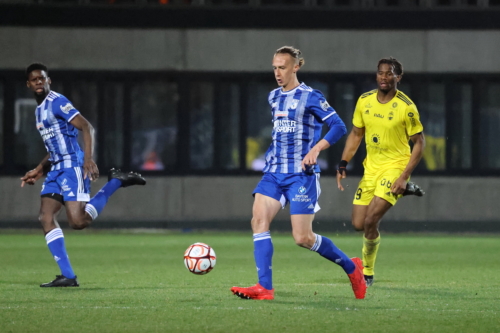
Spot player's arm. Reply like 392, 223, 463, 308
336, 126, 365, 191
20, 153, 51, 187
390, 132, 426, 195
301, 113, 347, 170
70, 114, 99, 181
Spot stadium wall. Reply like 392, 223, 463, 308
1, 176, 499, 232
1, 27, 500, 72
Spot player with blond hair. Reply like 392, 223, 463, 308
230, 46, 367, 300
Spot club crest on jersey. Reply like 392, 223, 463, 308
290, 99, 299, 110
60, 103, 74, 114
320, 100, 331, 111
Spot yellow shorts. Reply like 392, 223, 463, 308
353, 169, 407, 206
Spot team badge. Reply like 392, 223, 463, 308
320, 100, 330, 111
392, 102, 398, 108
60, 103, 74, 114
408, 112, 414, 117
290, 99, 299, 109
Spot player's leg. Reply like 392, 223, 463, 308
291, 214, 354, 272
362, 170, 402, 284
83, 168, 146, 221
39, 196, 79, 287
361, 197, 391, 285
352, 204, 368, 231
63, 167, 145, 229
231, 174, 283, 300
231, 194, 281, 300
251, 193, 282, 288
291, 214, 366, 299
289, 173, 366, 299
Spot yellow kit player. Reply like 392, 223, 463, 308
336, 57, 426, 287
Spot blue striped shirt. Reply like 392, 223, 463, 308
263, 83, 342, 174
35, 91, 84, 171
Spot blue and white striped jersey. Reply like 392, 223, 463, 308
35, 91, 84, 171
263, 83, 342, 174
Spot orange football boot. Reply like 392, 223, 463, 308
348, 257, 367, 299
231, 283, 274, 300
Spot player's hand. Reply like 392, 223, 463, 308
20, 167, 43, 187
390, 176, 407, 195
83, 158, 99, 181
301, 148, 320, 172
336, 160, 348, 191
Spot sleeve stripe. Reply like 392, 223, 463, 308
361, 90, 377, 99
396, 93, 412, 105
67, 112, 80, 123
322, 111, 337, 121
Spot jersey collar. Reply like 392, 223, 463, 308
280, 82, 306, 95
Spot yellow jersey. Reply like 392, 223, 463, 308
352, 89, 424, 174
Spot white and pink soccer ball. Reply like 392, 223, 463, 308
184, 242, 216, 275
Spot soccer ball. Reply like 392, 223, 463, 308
184, 242, 216, 275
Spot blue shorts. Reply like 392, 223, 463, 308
41, 167, 91, 202
253, 172, 321, 215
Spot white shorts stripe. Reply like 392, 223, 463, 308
74, 167, 83, 194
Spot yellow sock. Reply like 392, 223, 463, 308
362, 235, 380, 276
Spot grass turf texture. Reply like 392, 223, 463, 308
0, 232, 498, 333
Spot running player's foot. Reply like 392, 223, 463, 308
364, 275, 374, 287
40, 275, 79, 287
230, 283, 274, 300
348, 257, 367, 299
403, 181, 424, 197
108, 168, 146, 187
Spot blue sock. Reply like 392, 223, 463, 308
84, 179, 121, 220
253, 231, 273, 290
45, 228, 76, 279
311, 234, 355, 274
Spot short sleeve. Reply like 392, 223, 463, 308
404, 103, 424, 136
352, 97, 365, 129
307, 90, 337, 122
52, 96, 80, 123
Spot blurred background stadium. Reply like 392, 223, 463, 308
0, 0, 499, 231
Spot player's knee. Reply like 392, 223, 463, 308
293, 234, 314, 249
68, 217, 90, 230
38, 212, 53, 226
251, 216, 270, 233
352, 220, 364, 231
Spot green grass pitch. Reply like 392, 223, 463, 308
0, 231, 498, 333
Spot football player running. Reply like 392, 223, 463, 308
336, 57, 426, 287
230, 47, 366, 300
